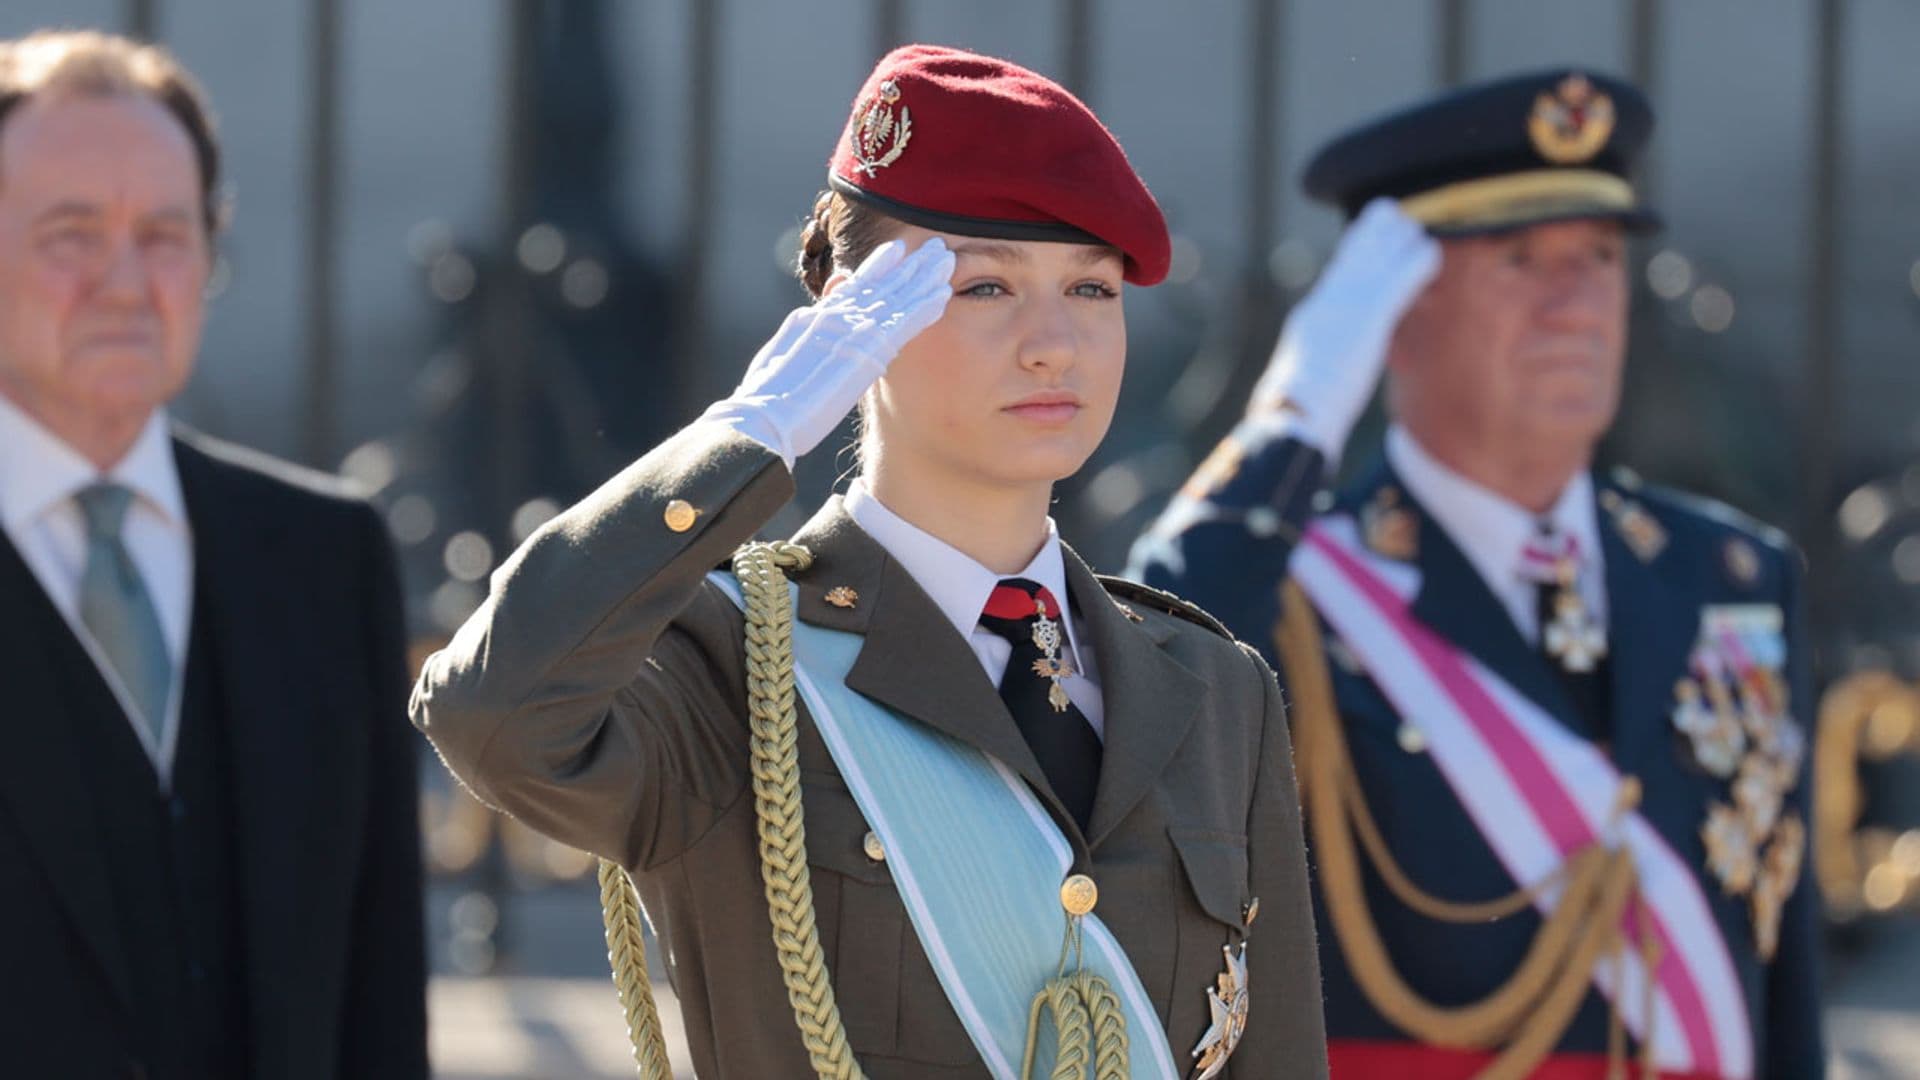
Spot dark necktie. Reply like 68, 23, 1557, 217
978, 578, 1103, 833
1519, 525, 1612, 741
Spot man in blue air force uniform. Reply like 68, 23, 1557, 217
1130, 70, 1823, 1079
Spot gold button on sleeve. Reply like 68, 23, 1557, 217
663, 499, 700, 533
1060, 874, 1098, 917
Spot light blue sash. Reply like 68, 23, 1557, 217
709, 573, 1178, 1080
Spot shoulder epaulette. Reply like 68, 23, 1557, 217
1096, 575, 1235, 640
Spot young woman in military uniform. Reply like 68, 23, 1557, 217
413, 45, 1324, 1080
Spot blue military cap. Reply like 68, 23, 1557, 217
1303, 69, 1660, 236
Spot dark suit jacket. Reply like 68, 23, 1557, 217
0, 428, 428, 1079
413, 421, 1328, 1078
1129, 427, 1825, 1078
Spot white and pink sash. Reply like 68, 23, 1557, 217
1291, 517, 1752, 1079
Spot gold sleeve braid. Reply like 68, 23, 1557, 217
601, 541, 1133, 1080
1275, 581, 1659, 1080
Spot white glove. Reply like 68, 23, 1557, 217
702, 237, 955, 468
1247, 198, 1441, 460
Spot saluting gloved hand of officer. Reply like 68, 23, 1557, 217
702, 237, 956, 469
1247, 198, 1442, 462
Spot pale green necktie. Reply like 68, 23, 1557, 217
75, 483, 172, 741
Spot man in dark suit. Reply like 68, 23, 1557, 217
0, 30, 426, 1079
1131, 71, 1824, 1077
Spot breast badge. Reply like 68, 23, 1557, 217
1682, 604, 1806, 956
1191, 936, 1250, 1079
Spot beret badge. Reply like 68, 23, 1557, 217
1527, 73, 1615, 165
850, 79, 913, 177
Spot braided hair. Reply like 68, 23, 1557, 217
794, 189, 900, 298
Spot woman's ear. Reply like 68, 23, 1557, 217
821, 267, 854, 298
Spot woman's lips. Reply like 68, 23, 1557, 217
1003, 392, 1083, 424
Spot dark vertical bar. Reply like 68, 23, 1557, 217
1625, 0, 1660, 202
674, 0, 719, 412
494, 0, 540, 518
1060, 0, 1094, 103
1801, 0, 1845, 640
297, 0, 341, 468
1436, 0, 1469, 86
124, 0, 157, 39
1244, 0, 1281, 282
872, 0, 903, 61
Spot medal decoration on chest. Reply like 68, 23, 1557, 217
1030, 595, 1075, 713
849, 79, 913, 177
1191, 899, 1255, 1079
1681, 603, 1806, 958
1521, 533, 1607, 674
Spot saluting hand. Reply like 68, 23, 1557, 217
1248, 198, 1440, 460
706, 237, 956, 467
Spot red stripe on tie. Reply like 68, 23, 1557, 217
981, 583, 1063, 621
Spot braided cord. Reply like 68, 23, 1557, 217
598, 858, 673, 1078
735, 542, 867, 1079
1277, 581, 1656, 1077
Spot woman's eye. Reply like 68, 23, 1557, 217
959, 281, 1007, 298
1071, 282, 1118, 299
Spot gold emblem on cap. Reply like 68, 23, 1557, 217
850, 79, 913, 177
1060, 873, 1098, 916
1528, 73, 1615, 165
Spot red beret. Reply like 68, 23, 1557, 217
828, 45, 1171, 287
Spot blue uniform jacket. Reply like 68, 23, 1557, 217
1127, 421, 1824, 1078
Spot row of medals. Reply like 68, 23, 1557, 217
1677, 656, 1805, 961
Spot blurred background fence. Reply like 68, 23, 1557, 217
5, 1, 1917, 1075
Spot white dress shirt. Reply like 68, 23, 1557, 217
844, 479, 1106, 739
0, 393, 193, 780
1385, 424, 1606, 646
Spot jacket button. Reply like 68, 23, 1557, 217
663, 499, 700, 533
1060, 874, 1098, 916
862, 831, 886, 862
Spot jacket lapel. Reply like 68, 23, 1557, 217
1065, 547, 1206, 849
1596, 480, 1699, 774
0, 530, 136, 1013
172, 436, 331, 1056
788, 500, 1061, 818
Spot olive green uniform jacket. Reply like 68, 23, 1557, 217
412, 422, 1327, 1078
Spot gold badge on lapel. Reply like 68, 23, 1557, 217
1362, 487, 1418, 562
1528, 73, 1615, 164
824, 586, 859, 609
1190, 941, 1249, 1079
849, 79, 913, 177
1724, 537, 1763, 588
1601, 490, 1668, 563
